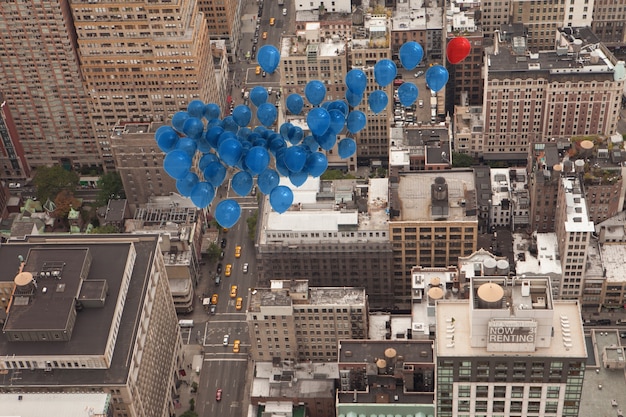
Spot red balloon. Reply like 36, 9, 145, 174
447, 37, 471, 64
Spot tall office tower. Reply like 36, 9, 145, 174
0, 1, 100, 170
246, 280, 368, 362
0, 234, 183, 417
109, 121, 176, 212
388, 171, 478, 309
483, 26, 625, 163
0, 96, 30, 182
436, 276, 587, 417
350, 14, 394, 165
71, 0, 219, 170
592, 0, 626, 48
554, 176, 594, 300
256, 177, 394, 310
445, 2, 484, 112
197, 0, 241, 63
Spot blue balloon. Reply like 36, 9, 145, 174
203, 161, 227, 187
328, 100, 349, 116
204, 103, 221, 120
327, 109, 346, 135
221, 116, 239, 133
398, 82, 419, 107
232, 105, 252, 127
176, 172, 199, 197
346, 110, 367, 134
338, 138, 357, 159
190, 182, 215, 209
368, 90, 388, 114
304, 80, 327, 106
269, 186, 294, 214
182, 117, 204, 139
258, 45, 281, 73
303, 135, 320, 152
286, 94, 304, 114
286, 126, 302, 145
306, 152, 328, 177
155, 126, 179, 152
316, 131, 337, 151
307, 107, 330, 136
289, 171, 308, 187
284, 145, 308, 173
171, 111, 190, 133
215, 199, 242, 228
199, 153, 219, 171
257, 102, 277, 127
175, 136, 198, 158
217, 138, 243, 166
345, 69, 367, 95
275, 152, 290, 177
279, 122, 292, 139
345, 89, 363, 107
425, 65, 449, 93
250, 86, 268, 107
269, 136, 287, 156
205, 126, 224, 149
163, 150, 192, 180
245, 146, 270, 174
374, 59, 397, 87
258, 169, 280, 194
196, 136, 212, 153
187, 100, 206, 118
216, 130, 237, 149
231, 171, 254, 196
399, 41, 424, 70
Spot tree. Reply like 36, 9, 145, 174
96, 172, 125, 207
205, 242, 222, 262
451, 152, 476, 168
320, 169, 355, 180
53, 189, 82, 220
180, 411, 198, 417
90, 225, 119, 234
247, 210, 258, 241
33, 166, 79, 203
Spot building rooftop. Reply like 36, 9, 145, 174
0, 392, 110, 417
251, 361, 337, 400
0, 234, 159, 386
392, 0, 443, 31
514, 233, 563, 276
490, 168, 511, 207
561, 177, 594, 233
392, 170, 477, 222
600, 244, 626, 283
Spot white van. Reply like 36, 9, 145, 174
178, 319, 194, 328
282, 8, 287, 16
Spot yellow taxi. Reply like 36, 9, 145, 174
235, 297, 243, 310
211, 293, 219, 305
262, 31, 267, 40
230, 285, 238, 298
255, 65, 261, 75
233, 339, 240, 353
235, 245, 241, 258
225, 264, 232, 277
270, 17, 275, 26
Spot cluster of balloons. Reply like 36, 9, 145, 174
156, 38, 470, 228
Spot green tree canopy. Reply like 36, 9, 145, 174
90, 225, 120, 234
205, 242, 222, 262
451, 152, 476, 168
33, 166, 79, 203
96, 172, 125, 207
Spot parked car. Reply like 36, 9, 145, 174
414, 70, 424, 78
216, 263, 223, 273
211, 293, 219, 305
220, 238, 227, 248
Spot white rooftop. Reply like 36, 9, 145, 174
490, 168, 511, 207
514, 233, 563, 276
0, 393, 109, 417
600, 243, 626, 283
562, 177, 595, 233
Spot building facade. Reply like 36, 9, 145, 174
0, 234, 183, 417
246, 280, 368, 362
71, 0, 220, 170
436, 276, 587, 417
0, 0, 100, 170
389, 171, 478, 309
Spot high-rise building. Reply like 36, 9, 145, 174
71, 0, 220, 170
389, 170, 478, 308
257, 177, 394, 309
0, 234, 183, 417
483, 27, 625, 162
436, 276, 587, 417
0, 0, 100, 170
554, 176, 594, 300
197, 0, 242, 63
246, 280, 368, 362
591, 0, 626, 48
0, 96, 30, 182
109, 121, 176, 212
391, 0, 444, 63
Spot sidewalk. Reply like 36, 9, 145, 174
174, 344, 204, 416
